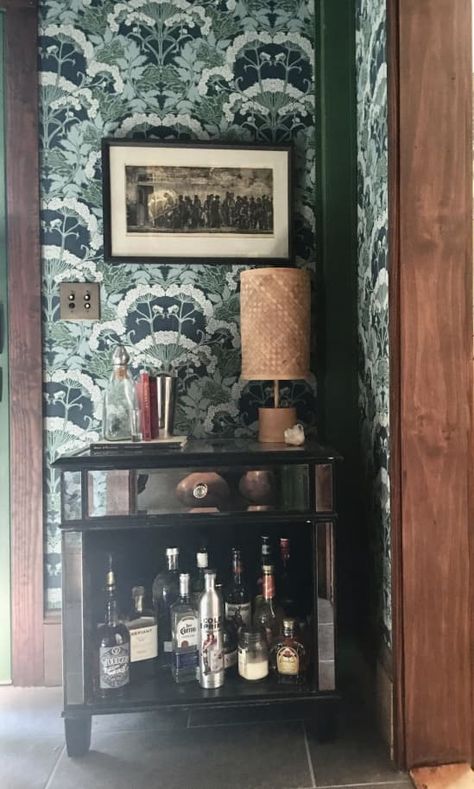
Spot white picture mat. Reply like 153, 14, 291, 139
108, 146, 289, 259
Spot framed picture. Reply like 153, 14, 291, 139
102, 139, 293, 265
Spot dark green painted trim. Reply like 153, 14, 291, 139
0, 10, 11, 684
315, 0, 362, 635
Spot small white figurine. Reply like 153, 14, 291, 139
284, 423, 305, 446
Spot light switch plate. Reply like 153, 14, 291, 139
59, 282, 100, 320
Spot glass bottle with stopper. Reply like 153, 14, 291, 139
102, 344, 139, 441
95, 554, 130, 698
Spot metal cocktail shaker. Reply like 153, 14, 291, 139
198, 570, 224, 689
156, 373, 176, 438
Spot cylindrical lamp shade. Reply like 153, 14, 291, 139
240, 267, 310, 381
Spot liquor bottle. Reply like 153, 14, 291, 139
198, 569, 224, 689
170, 573, 198, 683
270, 617, 308, 683
224, 548, 251, 630
223, 619, 238, 673
152, 547, 179, 666
95, 555, 130, 698
126, 586, 158, 681
191, 548, 208, 607
253, 564, 284, 647
255, 535, 272, 607
102, 345, 139, 441
278, 537, 297, 616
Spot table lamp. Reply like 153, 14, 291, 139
240, 267, 310, 443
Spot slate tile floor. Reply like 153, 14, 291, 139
0, 686, 412, 789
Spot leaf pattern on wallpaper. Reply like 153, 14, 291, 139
39, 0, 316, 608
356, 0, 391, 646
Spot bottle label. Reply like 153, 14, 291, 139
225, 601, 251, 628
277, 646, 299, 676
224, 648, 237, 669
200, 619, 223, 676
176, 614, 198, 648
263, 575, 275, 599
129, 622, 158, 663
174, 650, 198, 670
99, 644, 130, 689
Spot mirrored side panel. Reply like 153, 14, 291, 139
317, 522, 336, 690
87, 470, 136, 517
62, 471, 82, 521
62, 531, 85, 705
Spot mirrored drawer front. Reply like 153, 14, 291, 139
84, 464, 310, 518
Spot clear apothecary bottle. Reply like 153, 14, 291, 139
102, 345, 139, 441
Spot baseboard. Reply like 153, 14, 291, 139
376, 648, 394, 759
43, 613, 62, 687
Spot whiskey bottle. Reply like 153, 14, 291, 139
95, 555, 130, 698
270, 617, 307, 683
126, 586, 158, 681
198, 569, 224, 689
278, 537, 297, 617
253, 564, 284, 647
170, 573, 198, 683
224, 548, 251, 630
191, 548, 208, 608
255, 535, 272, 607
152, 547, 179, 667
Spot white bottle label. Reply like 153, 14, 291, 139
129, 622, 158, 663
225, 601, 251, 627
176, 614, 198, 648
200, 617, 223, 677
99, 644, 130, 689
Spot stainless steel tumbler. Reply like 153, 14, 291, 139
156, 373, 176, 437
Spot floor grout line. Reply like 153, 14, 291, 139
302, 721, 317, 789
43, 744, 65, 789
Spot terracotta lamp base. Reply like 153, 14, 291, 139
258, 406, 296, 443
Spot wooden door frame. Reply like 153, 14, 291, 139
387, 0, 473, 769
3, 0, 44, 686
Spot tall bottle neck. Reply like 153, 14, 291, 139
105, 595, 118, 626
132, 594, 144, 614
280, 539, 290, 568
204, 573, 216, 592
232, 553, 243, 584
167, 553, 179, 572
262, 567, 275, 601
112, 365, 128, 381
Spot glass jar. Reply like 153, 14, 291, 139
238, 628, 268, 681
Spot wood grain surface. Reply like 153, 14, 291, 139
6, 3, 44, 685
393, 0, 473, 766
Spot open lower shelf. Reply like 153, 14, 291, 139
79, 670, 334, 716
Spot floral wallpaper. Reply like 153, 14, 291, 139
355, 0, 391, 647
39, 0, 317, 609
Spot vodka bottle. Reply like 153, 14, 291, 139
152, 547, 179, 666
170, 574, 198, 683
198, 569, 224, 689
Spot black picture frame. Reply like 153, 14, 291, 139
102, 139, 293, 265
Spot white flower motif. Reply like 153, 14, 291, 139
43, 197, 101, 251
89, 319, 126, 353
45, 370, 103, 417
115, 112, 207, 138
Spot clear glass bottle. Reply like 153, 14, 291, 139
238, 627, 269, 681
152, 547, 180, 667
253, 564, 284, 647
270, 617, 308, 683
198, 569, 224, 689
126, 586, 158, 681
225, 547, 251, 630
170, 573, 198, 683
102, 345, 139, 441
191, 548, 208, 608
95, 555, 130, 698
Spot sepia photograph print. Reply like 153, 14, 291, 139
102, 140, 292, 264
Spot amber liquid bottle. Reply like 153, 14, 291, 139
270, 618, 308, 684
95, 556, 130, 699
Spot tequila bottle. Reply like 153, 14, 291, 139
126, 586, 158, 680
95, 556, 130, 698
170, 574, 198, 683
152, 547, 179, 666
224, 548, 251, 629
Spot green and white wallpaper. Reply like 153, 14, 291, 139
39, 0, 317, 608
355, 0, 391, 646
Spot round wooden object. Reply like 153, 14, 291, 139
176, 472, 230, 508
239, 470, 275, 504
258, 407, 297, 443
240, 268, 310, 380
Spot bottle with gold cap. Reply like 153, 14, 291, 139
95, 554, 130, 698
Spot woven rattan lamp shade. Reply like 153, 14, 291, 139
240, 268, 310, 381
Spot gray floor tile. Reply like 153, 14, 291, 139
49, 721, 311, 789
0, 737, 63, 789
93, 707, 188, 733
0, 686, 63, 737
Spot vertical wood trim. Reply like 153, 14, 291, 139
394, 0, 472, 766
5, 2, 44, 685
386, 0, 405, 770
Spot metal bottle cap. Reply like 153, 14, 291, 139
166, 547, 179, 558
197, 551, 208, 568
283, 618, 296, 632
132, 585, 145, 598
262, 564, 273, 574
112, 344, 130, 366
